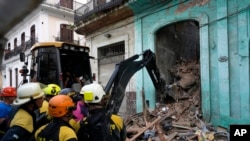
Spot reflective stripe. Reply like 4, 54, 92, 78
111, 115, 123, 131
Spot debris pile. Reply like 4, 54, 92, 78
125, 59, 229, 141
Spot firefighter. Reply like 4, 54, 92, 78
0, 82, 45, 141
43, 83, 61, 102
77, 83, 126, 141
0, 87, 17, 139
39, 83, 61, 114
34, 95, 78, 141
36, 83, 61, 128
59, 88, 88, 121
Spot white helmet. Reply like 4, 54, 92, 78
14, 82, 45, 105
80, 83, 105, 103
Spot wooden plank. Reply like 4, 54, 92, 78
142, 87, 148, 126
127, 116, 162, 141
166, 132, 178, 141
156, 121, 166, 141
127, 111, 176, 141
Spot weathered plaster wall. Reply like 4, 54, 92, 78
85, 17, 135, 116
130, 0, 250, 128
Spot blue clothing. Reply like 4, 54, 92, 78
0, 101, 12, 118
0, 101, 12, 139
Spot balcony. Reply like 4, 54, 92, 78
55, 37, 79, 45
4, 38, 38, 60
74, 0, 133, 35
43, 0, 74, 10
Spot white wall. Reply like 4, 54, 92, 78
85, 17, 135, 115
1, 3, 85, 88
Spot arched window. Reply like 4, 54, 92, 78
21, 32, 25, 47
9, 68, 12, 86
15, 68, 18, 87
7, 42, 11, 50
30, 25, 36, 45
14, 38, 17, 48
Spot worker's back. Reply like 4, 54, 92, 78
77, 108, 126, 141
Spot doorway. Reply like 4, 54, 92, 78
155, 20, 200, 104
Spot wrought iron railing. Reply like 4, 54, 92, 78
55, 37, 79, 45
43, 0, 85, 11
4, 38, 38, 60
74, 0, 126, 24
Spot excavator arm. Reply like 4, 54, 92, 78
104, 49, 166, 115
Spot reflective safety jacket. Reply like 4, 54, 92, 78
35, 118, 77, 141
71, 108, 126, 141
39, 100, 49, 114
0, 106, 36, 141
35, 100, 52, 129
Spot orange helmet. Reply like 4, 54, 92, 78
48, 95, 75, 117
0, 87, 17, 97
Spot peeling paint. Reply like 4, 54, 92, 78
175, 0, 210, 13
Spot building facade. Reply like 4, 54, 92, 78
1, 0, 85, 88
130, 0, 250, 128
75, 0, 250, 128
75, 0, 135, 116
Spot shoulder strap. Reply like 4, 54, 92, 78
77, 110, 112, 141
37, 119, 72, 140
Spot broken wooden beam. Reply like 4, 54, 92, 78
127, 116, 161, 141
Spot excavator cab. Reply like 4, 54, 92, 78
19, 42, 93, 88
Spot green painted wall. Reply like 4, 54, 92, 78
129, 0, 250, 128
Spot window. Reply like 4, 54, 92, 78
15, 68, 18, 88
7, 42, 11, 50
98, 41, 125, 59
37, 47, 59, 84
21, 32, 25, 47
60, 0, 73, 9
9, 69, 12, 86
14, 38, 17, 48
30, 25, 36, 45
60, 24, 73, 43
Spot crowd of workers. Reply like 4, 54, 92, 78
0, 82, 126, 141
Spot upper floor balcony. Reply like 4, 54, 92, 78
43, 0, 83, 11
74, 0, 133, 35
4, 38, 38, 60
55, 37, 79, 45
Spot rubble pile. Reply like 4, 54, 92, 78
125, 59, 229, 141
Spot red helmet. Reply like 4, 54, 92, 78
1, 87, 17, 97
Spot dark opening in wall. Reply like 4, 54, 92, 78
156, 20, 200, 84
155, 20, 200, 103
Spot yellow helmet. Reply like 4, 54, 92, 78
43, 84, 61, 96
